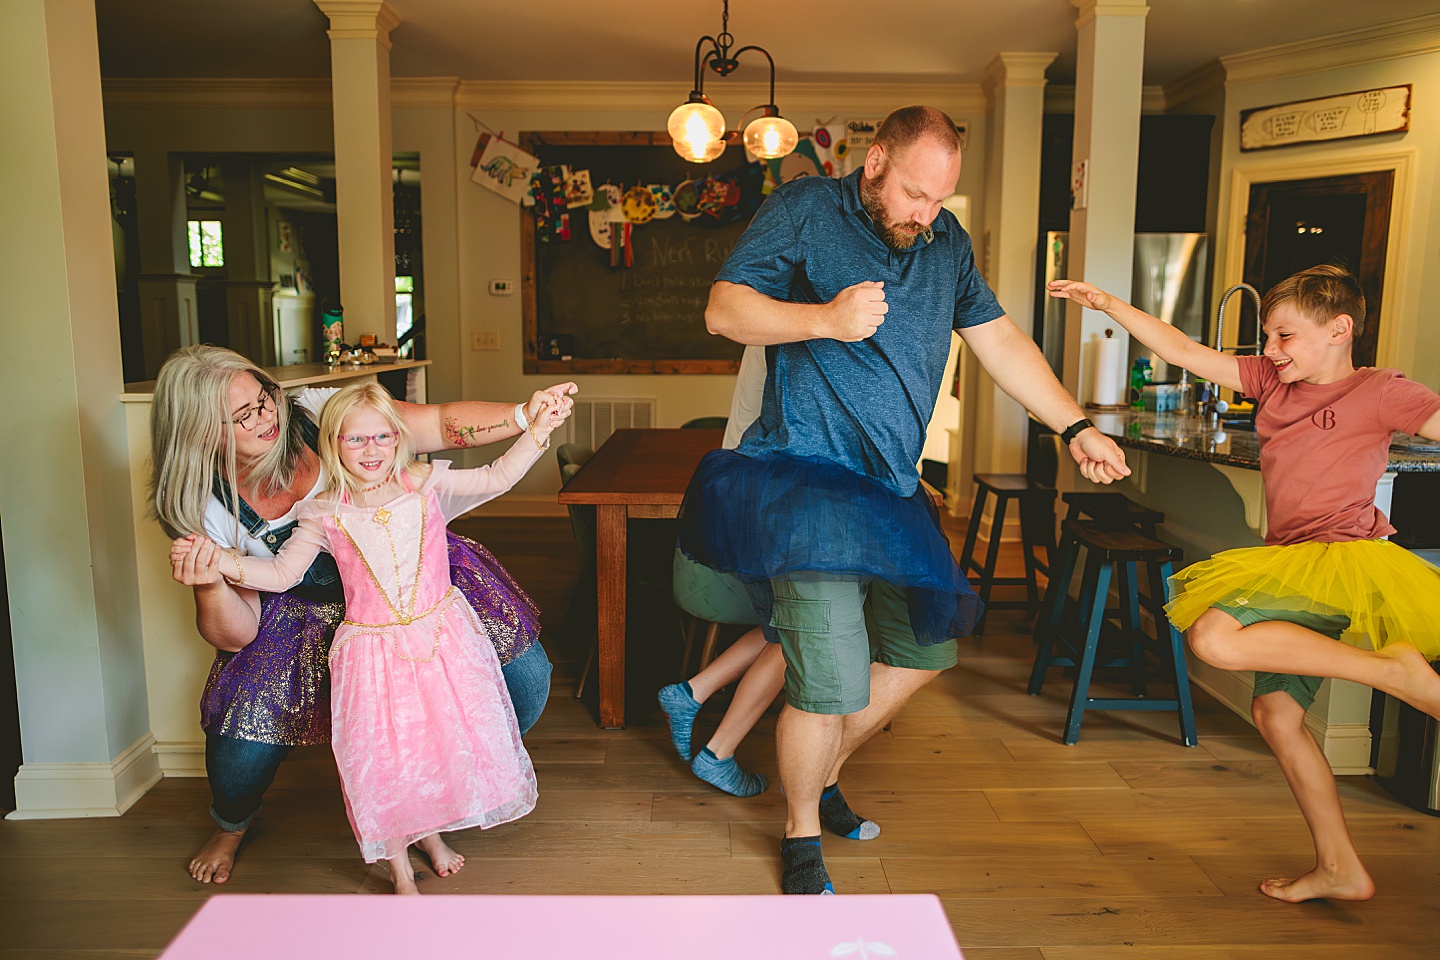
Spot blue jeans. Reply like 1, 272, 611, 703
207, 641, 553, 830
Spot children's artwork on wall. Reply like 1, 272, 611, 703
648, 183, 676, 219
672, 178, 702, 220
471, 136, 541, 203
588, 183, 624, 249
532, 165, 572, 242
609, 220, 634, 267
777, 149, 824, 183
565, 169, 594, 208
621, 185, 659, 223
811, 122, 841, 176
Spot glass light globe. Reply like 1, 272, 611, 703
742, 113, 798, 160
668, 99, 727, 163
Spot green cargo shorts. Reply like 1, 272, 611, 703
1212, 598, 1350, 711
771, 579, 958, 715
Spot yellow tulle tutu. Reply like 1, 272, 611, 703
1165, 539, 1440, 660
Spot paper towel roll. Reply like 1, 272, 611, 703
1092, 333, 1124, 406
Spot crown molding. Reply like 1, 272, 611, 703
1163, 60, 1225, 112
101, 77, 991, 117
454, 79, 989, 117
392, 77, 460, 107
1221, 13, 1440, 86
1044, 84, 1166, 114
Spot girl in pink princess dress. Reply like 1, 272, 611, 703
172, 380, 570, 894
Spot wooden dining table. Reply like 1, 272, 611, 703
557, 428, 724, 727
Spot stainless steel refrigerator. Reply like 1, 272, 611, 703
1038, 231, 1210, 383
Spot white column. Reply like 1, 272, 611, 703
977, 52, 1057, 476
221, 158, 277, 364
0, 0, 156, 817
315, 0, 400, 344
1063, 0, 1148, 404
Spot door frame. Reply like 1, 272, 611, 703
1221, 149, 1415, 369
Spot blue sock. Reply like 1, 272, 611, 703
820, 782, 879, 840
691, 747, 768, 798
780, 836, 834, 895
657, 681, 701, 761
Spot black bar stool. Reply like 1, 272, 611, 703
1027, 519, 1197, 747
1061, 491, 1163, 537
958, 474, 1056, 636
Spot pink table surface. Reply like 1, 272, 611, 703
160, 894, 965, 959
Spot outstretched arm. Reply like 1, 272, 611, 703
1047, 280, 1243, 393
173, 521, 328, 595
432, 397, 572, 520
397, 383, 578, 454
959, 316, 1130, 485
705, 280, 890, 345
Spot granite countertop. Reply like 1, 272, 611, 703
1088, 408, 1440, 474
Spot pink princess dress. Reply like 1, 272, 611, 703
228, 438, 544, 862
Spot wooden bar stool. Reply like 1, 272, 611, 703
958, 473, 1056, 636
1027, 519, 1197, 747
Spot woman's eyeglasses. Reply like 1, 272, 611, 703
230, 389, 276, 431
339, 432, 399, 450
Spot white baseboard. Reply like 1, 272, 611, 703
154, 740, 207, 777
7, 733, 163, 820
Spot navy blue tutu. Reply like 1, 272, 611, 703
676, 450, 981, 645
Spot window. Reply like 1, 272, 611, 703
395, 275, 414, 340
187, 220, 224, 268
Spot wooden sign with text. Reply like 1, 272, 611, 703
1240, 85, 1411, 151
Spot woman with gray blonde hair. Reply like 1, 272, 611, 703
151, 344, 575, 884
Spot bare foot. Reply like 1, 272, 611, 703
1260, 864, 1375, 903
188, 828, 245, 883
1377, 644, 1440, 719
415, 833, 465, 878
388, 853, 420, 895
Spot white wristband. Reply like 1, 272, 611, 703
513, 402, 529, 431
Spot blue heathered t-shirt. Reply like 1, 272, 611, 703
716, 168, 1004, 497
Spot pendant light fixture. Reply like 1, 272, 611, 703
666, 0, 798, 163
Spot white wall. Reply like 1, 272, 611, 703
1212, 23, 1440, 386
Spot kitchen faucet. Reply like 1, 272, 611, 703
1214, 282, 1263, 354
1211, 281, 1264, 424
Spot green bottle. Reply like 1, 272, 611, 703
1129, 357, 1152, 409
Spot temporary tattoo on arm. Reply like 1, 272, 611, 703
443, 415, 510, 447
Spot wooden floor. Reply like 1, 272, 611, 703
3, 515, 1439, 959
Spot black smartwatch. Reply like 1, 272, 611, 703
1060, 418, 1095, 446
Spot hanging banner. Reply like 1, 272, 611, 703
1240, 85, 1411, 151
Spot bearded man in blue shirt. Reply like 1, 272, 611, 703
677, 105, 1129, 894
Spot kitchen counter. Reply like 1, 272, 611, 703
120, 358, 431, 401
1088, 407, 1440, 473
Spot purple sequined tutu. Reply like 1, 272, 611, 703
200, 531, 541, 746
677, 450, 981, 646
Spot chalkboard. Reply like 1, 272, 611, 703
521, 132, 755, 374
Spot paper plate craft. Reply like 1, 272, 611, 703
697, 177, 729, 218
621, 185, 658, 224
648, 183, 676, 219
672, 178, 702, 220
588, 183, 624, 248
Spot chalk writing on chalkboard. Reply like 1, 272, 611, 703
521, 132, 754, 375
